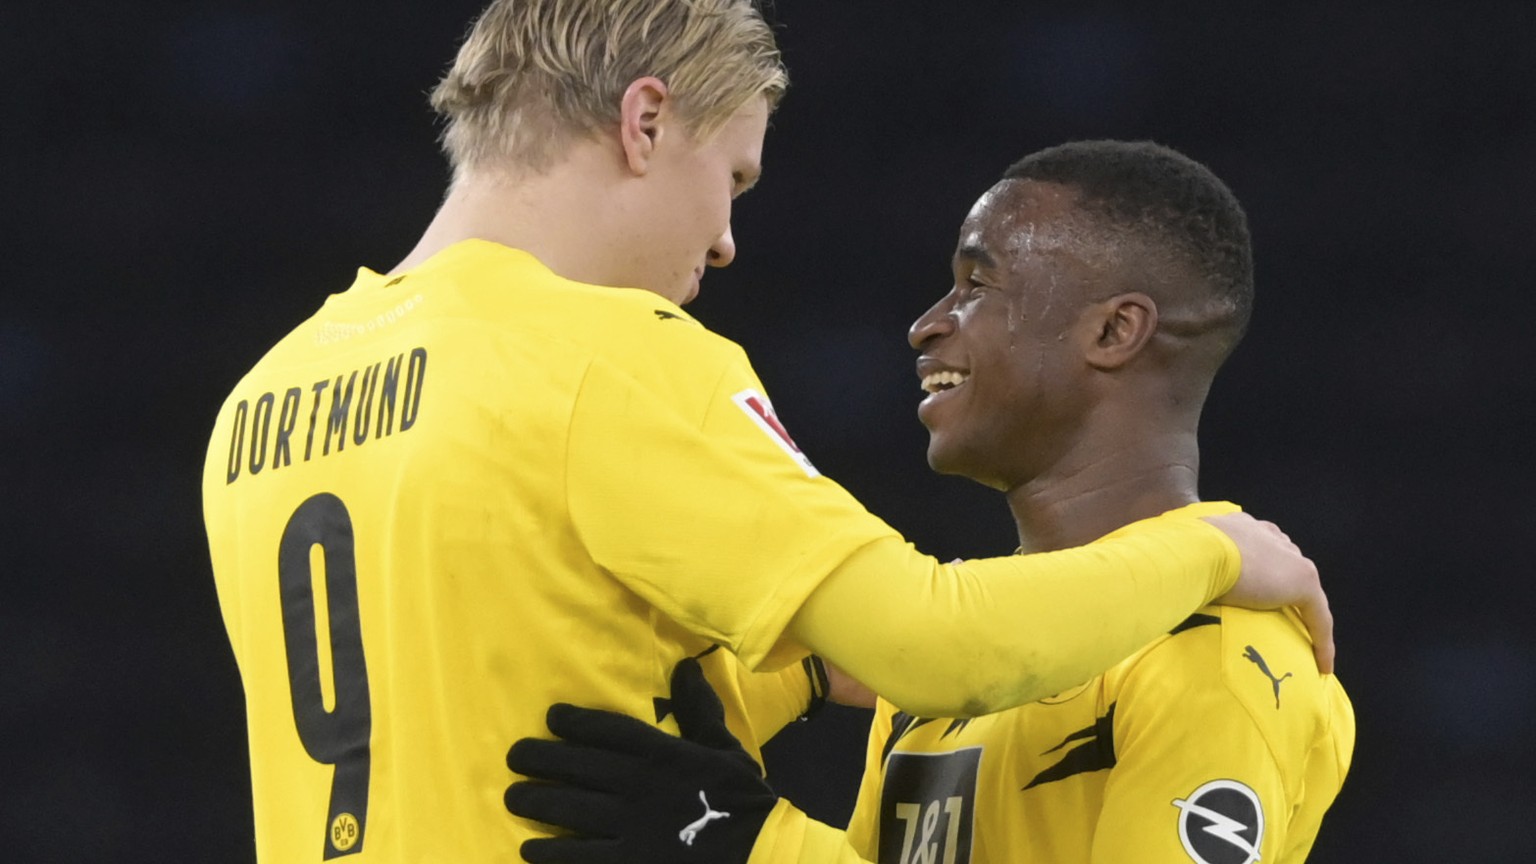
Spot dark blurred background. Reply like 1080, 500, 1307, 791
4, 0, 1532, 860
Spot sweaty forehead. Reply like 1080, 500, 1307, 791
957, 179, 1109, 269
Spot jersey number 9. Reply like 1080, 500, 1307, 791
279, 493, 372, 859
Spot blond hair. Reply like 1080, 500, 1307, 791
430, 0, 788, 175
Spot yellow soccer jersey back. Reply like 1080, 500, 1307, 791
203, 241, 897, 862
846, 504, 1355, 864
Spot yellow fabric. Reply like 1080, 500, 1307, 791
844, 506, 1356, 864
703, 651, 817, 766
792, 508, 1241, 717
204, 240, 1250, 862
203, 241, 891, 862
748, 800, 871, 864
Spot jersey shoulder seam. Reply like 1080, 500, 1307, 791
1118, 613, 1292, 795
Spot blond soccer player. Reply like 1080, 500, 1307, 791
202, 2, 1333, 861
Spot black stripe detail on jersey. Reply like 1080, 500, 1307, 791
1023, 702, 1117, 790
800, 656, 831, 720
881, 712, 974, 763
1170, 612, 1221, 636
941, 718, 974, 739
1039, 723, 1097, 756
655, 310, 686, 321
882, 713, 939, 765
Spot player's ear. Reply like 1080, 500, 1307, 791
619, 76, 669, 176
1084, 292, 1158, 371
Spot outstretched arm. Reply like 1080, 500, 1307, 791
571, 359, 1330, 720
787, 509, 1329, 719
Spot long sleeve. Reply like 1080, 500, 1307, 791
745, 800, 874, 864
704, 651, 823, 764
788, 511, 1240, 718
570, 348, 1241, 718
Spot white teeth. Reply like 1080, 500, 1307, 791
921, 370, 970, 394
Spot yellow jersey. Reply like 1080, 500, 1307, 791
203, 240, 896, 862
205, 241, 1251, 862
843, 505, 1355, 864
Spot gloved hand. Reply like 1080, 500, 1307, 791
505, 657, 779, 864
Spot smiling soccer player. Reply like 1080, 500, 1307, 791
201, 1, 1336, 858
505, 141, 1354, 864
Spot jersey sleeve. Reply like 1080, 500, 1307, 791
703, 651, 823, 764
570, 350, 1243, 716
1089, 626, 1289, 864
567, 354, 901, 670
744, 801, 874, 864
790, 513, 1241, 717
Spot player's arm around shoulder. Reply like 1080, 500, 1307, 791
1090, 606, 1351, 863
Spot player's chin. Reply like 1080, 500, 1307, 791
926, 436, 998, 486
924, 436, 961, 475
915, 393, 944, 432
682, 275, 700, 304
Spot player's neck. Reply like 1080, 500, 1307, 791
391, 150, 622, 281
1006, 434, 1201, 554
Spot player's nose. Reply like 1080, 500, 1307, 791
707, 225, 736, 269
908, 291, 958, 349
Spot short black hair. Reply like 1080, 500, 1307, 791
1004, 140, 1254, 347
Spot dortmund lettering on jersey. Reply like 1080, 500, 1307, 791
846, 503, 1354, 864
223, 348, 427, 484
203, 240, 900, 862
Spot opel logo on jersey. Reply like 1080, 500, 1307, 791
1171, 779, 1264, 864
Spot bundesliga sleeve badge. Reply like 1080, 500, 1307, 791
731, 389, 819, 477
1171, 779, 1264, 864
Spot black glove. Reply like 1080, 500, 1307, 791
505, 657, 778, 864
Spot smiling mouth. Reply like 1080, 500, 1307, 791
921, 370, 970, 394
